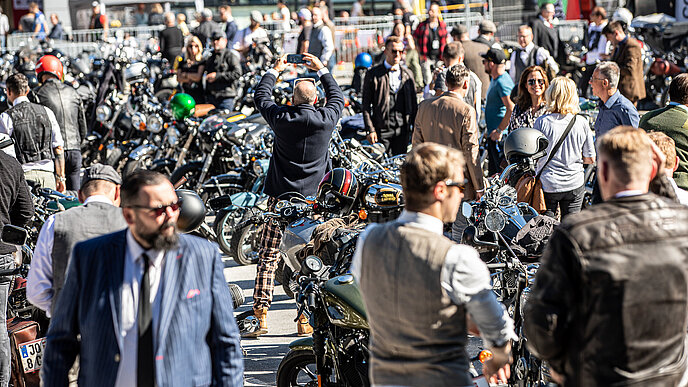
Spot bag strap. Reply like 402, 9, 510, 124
535, 114, 578, 181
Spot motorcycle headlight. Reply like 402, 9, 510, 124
148, 114, 163, 133
131, 112, 146, 130
95, 105, 111, 122
231, 145, 242, 166
485, 209, 506, 232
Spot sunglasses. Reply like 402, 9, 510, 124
128, 199, 182, 217
527, 79, 545, 86
389, 49, 404, 55
443, 179, 469, 193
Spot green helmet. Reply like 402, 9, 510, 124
170, 93, 196, 120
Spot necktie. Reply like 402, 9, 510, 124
137, 253, 155, 387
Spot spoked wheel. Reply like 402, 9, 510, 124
229, 217, 262, 266
276, 350, 318, 387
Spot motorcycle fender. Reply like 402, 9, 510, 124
288, 337, 314, 351
229, 191, 260, 207
129, 143, 158, 161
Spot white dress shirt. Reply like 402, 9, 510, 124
586, 21, 608, 64
508, 42, 559, 82
351, 210, 517, 352
27, 195, 114, 317
115, 230, 166, 387
383, 60, 402, 93
232, 26, 269, 57
0, 95, 63, 172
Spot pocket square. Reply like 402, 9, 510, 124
186, 289, 201, 299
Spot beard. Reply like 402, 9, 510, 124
137, 219, 180, 251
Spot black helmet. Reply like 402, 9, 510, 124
503, 127, 549, 164
176, 189, 206, 233
316, 168, 359, 216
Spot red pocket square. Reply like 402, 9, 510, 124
186, 289, 201, 299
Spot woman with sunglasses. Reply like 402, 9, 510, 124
507, 65, 548, 132
177, 35, 205, 104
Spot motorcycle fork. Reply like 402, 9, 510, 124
196, 147, 217, 191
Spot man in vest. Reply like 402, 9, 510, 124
89, 1, 109, 40
27, 163, 127, 316
33, 55, 88, 191
307, 7, 334, 70
509, 25, 559, 83
352, 143, 516, 386
0, 73, 66, 192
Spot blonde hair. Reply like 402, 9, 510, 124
647, 131, 677, 170
597, 126, 653, 185
545, 76, 580, 115
185, 36, 203, 62
402, 143, 464, 210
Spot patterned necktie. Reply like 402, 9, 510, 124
137, 253, 155, 387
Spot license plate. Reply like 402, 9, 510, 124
473, 376, 489, 387
19, 338, 46, 373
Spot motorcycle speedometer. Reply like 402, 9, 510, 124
485, 209, 506, 232
131, 112, 146, 130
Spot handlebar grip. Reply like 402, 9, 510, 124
486, 263, 507, 269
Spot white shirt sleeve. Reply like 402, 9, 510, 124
350, 224, 377, 282
538, 47, 560, 74
320, 26, 334, 64
27, 214, 56, 317
0, 112, 12, 136
45, 107, 64, 148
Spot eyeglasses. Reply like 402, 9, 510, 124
389, 49, 404, 56
127, 199, 182, 217
527, 79, 545, 86
590, 77, 606, 82
443, 179, 469, 193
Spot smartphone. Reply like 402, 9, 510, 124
287, 54, 305, 64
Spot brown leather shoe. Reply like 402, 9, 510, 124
244, 307, 269, 337
297, 313, 313, 336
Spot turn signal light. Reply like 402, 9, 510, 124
358, 209, 368, 220
479, 350, 493, 364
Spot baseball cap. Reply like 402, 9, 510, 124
298, 8, 311, 20
250, 10, 263, 22
478, 19, 497, 33
91, 1, 99, 7
481, 48, 507, 64
211, 30, 227, 40
81, 163, 122, 189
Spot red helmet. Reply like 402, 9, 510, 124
36, 55, 64, 81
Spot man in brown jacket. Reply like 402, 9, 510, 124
362, 35, 418, 155
413, 64, 484, 200
603, 21, 645, 105
452, 25, 489, 98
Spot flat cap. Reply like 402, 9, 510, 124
81, 163, 122, 189
298, 8, 312, 20
250, 10, 263, 22
478, 19, 497, 33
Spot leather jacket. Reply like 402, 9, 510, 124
361, 63, 418, 136
524, 193, 688, 386
32, 79, 87, 151
204, 48, 241, 99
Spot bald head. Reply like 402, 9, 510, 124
293, 79, 317, 105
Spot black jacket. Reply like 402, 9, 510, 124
0, 151, 34, 255
524, 193, 688, 386
255, 71, 344, 198
361, 63, 417, 136
159, 26, 184, 63
204, 49, 242, 99
32, 78, 87, 151
530, 16, 560, 62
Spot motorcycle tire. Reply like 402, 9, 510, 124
276, 349, 317, 387
229, 217, 262, 266
214, 207, 257, 259
276, 259, 295, 299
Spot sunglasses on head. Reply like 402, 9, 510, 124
527, 78, 545, 86
128, 199, 183, 217
443, 178, 468, 193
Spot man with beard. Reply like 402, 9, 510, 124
43, 170, 244, 387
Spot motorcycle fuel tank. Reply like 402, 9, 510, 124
322, 275, 368, 329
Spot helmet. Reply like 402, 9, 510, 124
354, 53, 373, 69
169, 93, 196, 121
124, 62, 150, 85
612, 8, 633, 29
316, 168, 359, 216
36, 55, 64, 81
503, 127, 549, 163
176, 190, 206, 233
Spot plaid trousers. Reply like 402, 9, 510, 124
253, 197, 283, 310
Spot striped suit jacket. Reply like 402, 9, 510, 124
42, 230, 244, 387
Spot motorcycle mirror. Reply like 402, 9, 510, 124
1, 225, 27, 246
301, 255, 323, 276
461, 202, 473, 219
208, 195, 233, 212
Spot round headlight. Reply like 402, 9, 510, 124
231, 145, 242, 166
252, 160, 263, 175
131, 112, 146, 130
148, 114, 163, 133
485, 209, 506, 232
95, 105, 111, 122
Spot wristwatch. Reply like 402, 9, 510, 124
56, 176, 66, 182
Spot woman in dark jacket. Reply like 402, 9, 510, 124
177, 36, 205, 104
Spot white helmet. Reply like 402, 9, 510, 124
124, 62, 150, 85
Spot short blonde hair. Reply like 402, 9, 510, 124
401, 143, 464, 210
647, 131, 677, 170
597, 126, 653, 185
545, 76, 580, 115
185, 35, 203, 62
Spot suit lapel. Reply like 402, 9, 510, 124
157, 244, 183, 353
108, 230, 127, 352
